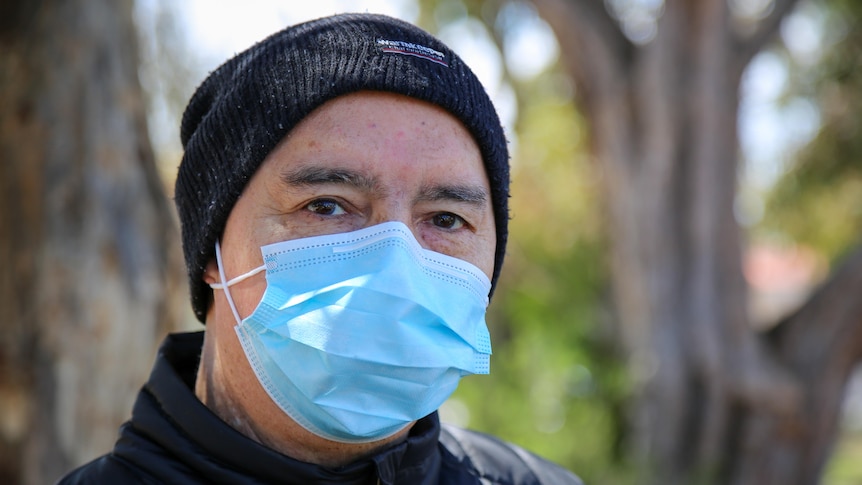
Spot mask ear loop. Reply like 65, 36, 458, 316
214, 239, 244, 326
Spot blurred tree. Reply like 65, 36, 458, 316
134, 0, 204, 179
0, 1, 186, 484
758, 2, 862, 480
508, 0, 862, 484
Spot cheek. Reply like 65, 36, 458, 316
419, 229, 497, 280
471, 225, 498, 280
474, 238, 497, 281
232, 278, 268, 321
459, 239, 497, 282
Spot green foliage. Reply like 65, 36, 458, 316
824, 430, 862, 485
761, 0, 862, 262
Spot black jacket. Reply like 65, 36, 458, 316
58, 332, 582, 484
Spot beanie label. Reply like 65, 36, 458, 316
376, 39, 448, 67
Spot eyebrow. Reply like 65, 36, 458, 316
416, 184, 488, 206
280, 166, 379, 192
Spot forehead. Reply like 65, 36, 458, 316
293, 91, 477, 144
260, 91, 487, 179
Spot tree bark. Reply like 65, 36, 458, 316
0, 1, 186, 483
531, 0, 862, 483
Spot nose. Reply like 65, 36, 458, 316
365, 199, 424, 246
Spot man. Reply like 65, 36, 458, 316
60, 13, 581, 484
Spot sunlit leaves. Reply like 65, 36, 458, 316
761, 0, 862, 263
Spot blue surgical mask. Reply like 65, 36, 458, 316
210, 221, 493, 443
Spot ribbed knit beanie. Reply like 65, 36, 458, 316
175, 13, 510, 323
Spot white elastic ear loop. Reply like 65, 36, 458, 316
211, 240, 265, 325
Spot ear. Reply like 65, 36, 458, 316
203, 259, 220, 286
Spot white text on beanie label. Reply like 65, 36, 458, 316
377, 39, 448, 67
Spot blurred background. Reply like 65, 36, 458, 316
1, 0, 861, 484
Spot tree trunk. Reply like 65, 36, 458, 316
0, 1, 186, 483
531, 0, 862, 483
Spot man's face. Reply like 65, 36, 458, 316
198, 91, 496, 454
206, 89, 497, 328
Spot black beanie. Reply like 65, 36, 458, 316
175, 13, 510, 323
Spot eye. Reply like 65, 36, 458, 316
306, 199, 346, 216
431, 213, 465, 230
